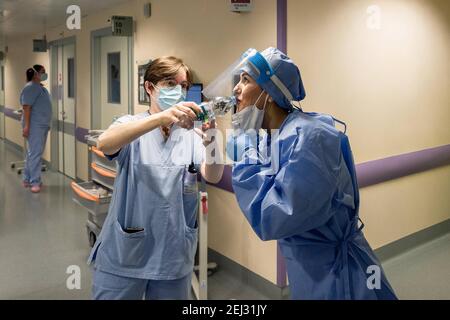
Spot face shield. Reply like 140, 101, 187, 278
197, 50, 261, 122
202, 48, 295, 109
203, 49, 271, 99
201, 56, 244, 100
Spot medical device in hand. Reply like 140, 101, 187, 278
196, 96, 237, 123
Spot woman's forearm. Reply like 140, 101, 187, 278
97, 113, 163, 156
201, 142, 224, 184
22, 105, 31, 128
202, 162, 224, 184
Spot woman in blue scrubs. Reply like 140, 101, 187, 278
88, 56, 224, 300
20, 65, 52, 193
226, 48, 397, 300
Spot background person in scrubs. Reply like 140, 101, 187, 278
88, 56, 224, 300
20, 65, 52, 193
226, 48, 397, 300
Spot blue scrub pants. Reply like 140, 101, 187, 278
23, 125, 49, 187
92, 268, 192, 300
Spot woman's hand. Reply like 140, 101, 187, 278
158, 102, 201, 129
194, 119, 216, 147
198, 119, 224, 184
22, 126, 30, 138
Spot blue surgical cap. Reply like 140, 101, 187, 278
240, 47, 306, 110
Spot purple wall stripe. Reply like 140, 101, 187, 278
210, 165, 234, 192
356, 144, 450, 188
276, 0, 288, 288
277, 0, 287, 53
4, 105, 89, 144
211, 145, 450, 193
3, 107, 22, 121
75, 127, 89, 144
276, 242, 287, 288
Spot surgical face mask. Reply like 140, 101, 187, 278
231, 90, 268, 132
40, 73, 48, 82
153, 84, 187, 110
34, 68, 48, 82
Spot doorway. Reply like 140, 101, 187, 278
49, 37, 77, 179
91, 27, 133, 130
0, 60, 5, 139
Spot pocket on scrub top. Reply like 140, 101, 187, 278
182, 166, 199, 230
183, 221, 199, 266
183, 192, 199, 230
108, 220, 148, 268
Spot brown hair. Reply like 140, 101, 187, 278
26, 64, 44, 82
144, 56, 192, 93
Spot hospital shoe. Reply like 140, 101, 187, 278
30, 184, 42, 193
22, 181, 31, 188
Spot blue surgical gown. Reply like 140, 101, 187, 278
232, 110, 398, 300
88, 112, 204, 280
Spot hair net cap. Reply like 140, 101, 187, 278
241, 47, 306, 110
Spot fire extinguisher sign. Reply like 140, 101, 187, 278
230, 0, 253, 13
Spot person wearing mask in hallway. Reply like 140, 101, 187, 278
224, 47, 397, 300
20, 65, 52, 193
88, 56, 224, 300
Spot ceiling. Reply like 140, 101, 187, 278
0, 0, 132, 43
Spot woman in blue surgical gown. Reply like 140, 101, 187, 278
225, 47, 397, 300
88, 56, 224, 300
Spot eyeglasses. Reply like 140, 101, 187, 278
157, 78, 190, 91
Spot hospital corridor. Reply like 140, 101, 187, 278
0, 0, 449, 304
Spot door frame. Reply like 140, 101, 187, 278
90, 27, 134, 130
0, 60, 5, 140
48, 36, 77, 178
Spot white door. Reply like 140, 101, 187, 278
56, 43, 76, 179
99, 36, 129, 129
0, 62, 5, 139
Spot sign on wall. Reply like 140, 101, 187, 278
33, 39, 47, 52
111, 16, 133, 37
230, 0, 253, 13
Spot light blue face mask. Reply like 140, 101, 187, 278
34, 68, 48, 82
40, 73, 48, 82
155, 84, 187, 110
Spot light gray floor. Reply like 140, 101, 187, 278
381, 233, 450, 300
0, 141, 93, 299
0, 140, 449, 300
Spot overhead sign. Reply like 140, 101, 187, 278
230, 0, 253, 12
111, 16, 133, 37
33, 39, 47, 52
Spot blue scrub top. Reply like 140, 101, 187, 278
89, 112, 205, 280
20, 82, 52, 128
